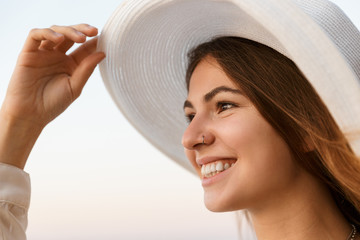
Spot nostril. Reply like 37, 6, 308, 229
181, 134, 194, 150
181, 126, 202, 150
182, 116, 213, 149
182, 134, 202, 150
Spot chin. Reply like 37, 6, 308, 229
203, 192, 240, 212
204, 203, 225, 212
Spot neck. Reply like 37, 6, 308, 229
248, 171, 352, 240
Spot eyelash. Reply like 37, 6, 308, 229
185, 102, 237, 123
186, 114, 195, 123
217, 102, 237, 113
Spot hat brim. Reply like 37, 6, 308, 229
98, 0, 360, 174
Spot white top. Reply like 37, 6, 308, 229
0, 163, 30, 240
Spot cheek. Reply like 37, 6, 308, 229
216, 112, 298, 207
185, 149, 202, 177
221, 110, 293, 169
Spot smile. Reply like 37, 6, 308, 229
201, 160, 236, 178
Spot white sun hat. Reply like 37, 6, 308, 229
98, 0, 360, 174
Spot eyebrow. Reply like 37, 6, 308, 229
183, 86, 243, 109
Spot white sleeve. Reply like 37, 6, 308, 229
0, 163, 30, 240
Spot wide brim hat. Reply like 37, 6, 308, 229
98, 0, 360, 174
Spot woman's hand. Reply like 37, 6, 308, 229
2, 24, 105, 127
0, 24, 105, 169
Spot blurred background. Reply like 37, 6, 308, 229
0, 1, 358, 239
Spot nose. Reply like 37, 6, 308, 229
182, 115, 214, 150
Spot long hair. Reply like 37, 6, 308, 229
186, 37, 360, 229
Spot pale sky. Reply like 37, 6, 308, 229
0, 1, 359, 240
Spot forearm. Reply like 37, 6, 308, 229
0, 112, 42, 169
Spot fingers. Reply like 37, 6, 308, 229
20, 23, 106, 100
23, 28, 64, 52
40, 39, 57, 51
70, 51, 106, 99
68, 36, 105, 98
52, 24, 98, 53
24, 24, 98, 53
70, 37, 101, 65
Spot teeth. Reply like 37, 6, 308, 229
205, 164, 211, 175
215, 161, 223, 171
201, 161, 236, 178
210, 163, 216, 172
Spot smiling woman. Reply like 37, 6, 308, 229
98, 0, 360, 238
183, 37, 360, 239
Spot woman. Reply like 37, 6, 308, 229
183, 36, 360, 239
1, 1, 360, 240
97, 0, 360, 238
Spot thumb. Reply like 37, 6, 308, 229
70, 51, 106, 99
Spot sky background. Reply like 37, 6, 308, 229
0, 1, 359, 240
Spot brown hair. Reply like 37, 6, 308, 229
186, 37, 360, 226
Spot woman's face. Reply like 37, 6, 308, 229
182, 56, 301, 212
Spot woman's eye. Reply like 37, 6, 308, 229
186, 114, 195, 123
217, 102, 236, 112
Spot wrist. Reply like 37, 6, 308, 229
0, 111, 43, 169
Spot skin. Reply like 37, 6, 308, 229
182, 56, 354, 240
0, 24, 105, 169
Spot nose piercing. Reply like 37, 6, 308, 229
202, 135, 205, 145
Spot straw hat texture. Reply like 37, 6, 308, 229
98, 0, 360, 174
